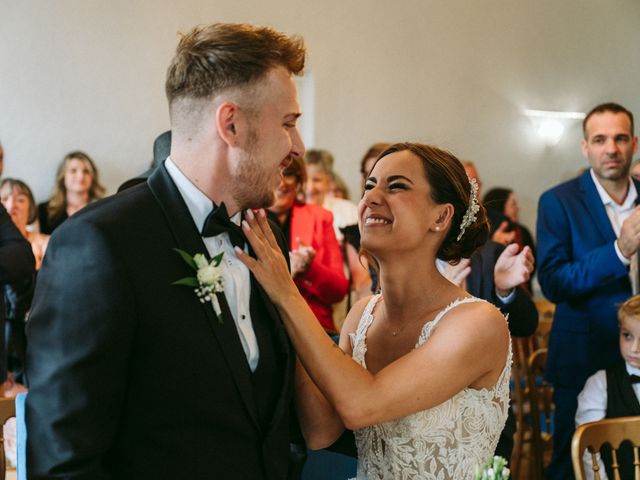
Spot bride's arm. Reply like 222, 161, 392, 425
293, 298, 367, 449
237, 210, 509, 429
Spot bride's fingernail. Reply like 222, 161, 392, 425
242, 220, 251, 230
259, 209, 266, 218
246, 209, 255, 220
234, 246, 243, 255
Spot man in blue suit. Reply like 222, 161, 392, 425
537, 102, 640, 479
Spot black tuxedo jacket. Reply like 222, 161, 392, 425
26, 165, 295, 479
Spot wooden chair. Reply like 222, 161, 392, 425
527, 348, 554, 480
509, 335, 537, 478
0, 398, 16, 480
534, 298, 554, 349
572, 416, 640, 480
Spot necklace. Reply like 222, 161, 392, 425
382, 282, 447, 337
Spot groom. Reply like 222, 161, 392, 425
26, 23, 306, 479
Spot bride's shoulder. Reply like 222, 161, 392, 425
439, 297, 508, 335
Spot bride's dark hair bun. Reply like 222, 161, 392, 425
377, 143, 489, 263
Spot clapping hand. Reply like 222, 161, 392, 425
290, 238, 316, 278
617, 207, 640, 259
441, 258, 472, 287
494, 244, 534, 296
235, 209, 300, 307
492, 221, 516, 246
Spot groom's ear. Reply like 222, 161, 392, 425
216, 101, 240, 147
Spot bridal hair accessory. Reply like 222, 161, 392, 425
172, 248, 225, 323
456, 175, 480, 242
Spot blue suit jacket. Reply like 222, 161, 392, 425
536, 170, 640, 389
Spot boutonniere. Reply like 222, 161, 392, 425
475, 456, 510, 480
172, 248, 225, 323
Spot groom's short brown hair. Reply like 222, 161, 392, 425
165, 23, 306, 106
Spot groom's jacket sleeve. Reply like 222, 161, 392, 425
25, 218, 136, 479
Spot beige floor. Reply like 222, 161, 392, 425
6, 469, 16, 480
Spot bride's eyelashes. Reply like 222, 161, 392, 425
388, 182, 409, 191
363, 179, 410, 192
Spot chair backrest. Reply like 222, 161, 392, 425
509, 335, 537, 479
572, 416, 640, 480
527, 348, 554, 480
533, 299, 554, 349
0, 398, 16, 480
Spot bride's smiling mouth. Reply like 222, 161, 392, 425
364, 214, 392, 226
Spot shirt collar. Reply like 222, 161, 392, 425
164, 157, 212, 231
589, 168, 637, 210
164, 158, 242, 231
626, 363, 640, 377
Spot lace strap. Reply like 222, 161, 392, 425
350, 293, 382, 365
356, 294, 382, 336
417, 296, 487, 346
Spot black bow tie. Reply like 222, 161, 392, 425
201, 202, 245, 248
630, 374, 640, 384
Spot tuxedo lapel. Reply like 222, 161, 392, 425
579, 171, 617, 243
147, 165, 260, 430
243, 218, 292, 355
246, 221, 294, 432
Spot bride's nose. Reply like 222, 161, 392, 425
362, 185, 383, 207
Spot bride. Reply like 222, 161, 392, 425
237, 142, 511, 479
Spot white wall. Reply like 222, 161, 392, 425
2, 0, 640, 233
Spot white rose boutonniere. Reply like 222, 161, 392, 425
173, 248, 225, 323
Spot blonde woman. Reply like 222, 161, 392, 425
37, 151, 105, 234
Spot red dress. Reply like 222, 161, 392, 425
288, 202, 349, 332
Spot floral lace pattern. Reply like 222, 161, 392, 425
351, 294, 511, 480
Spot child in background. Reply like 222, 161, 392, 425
575, 294, 640, 480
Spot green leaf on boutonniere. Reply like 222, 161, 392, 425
171, 248, 225, 324
173, 248, 197, 270
212, 252, 224, 267
172, 277, 199, 287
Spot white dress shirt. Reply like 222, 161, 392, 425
575, 362, 640, 480
165, 158, 259, 372
590, 169, 639, 294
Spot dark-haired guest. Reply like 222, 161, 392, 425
483, 188, 535, 251
37, 151, 106, 234
538, 102, 639, 479
484, 187, 535, 291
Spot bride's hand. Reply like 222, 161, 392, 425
235, 209, 300, 306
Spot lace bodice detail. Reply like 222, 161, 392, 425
350, 294, 511, 480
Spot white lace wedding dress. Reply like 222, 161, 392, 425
349, 294, 511, 480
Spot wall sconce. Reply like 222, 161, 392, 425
524, 109, 585, 146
